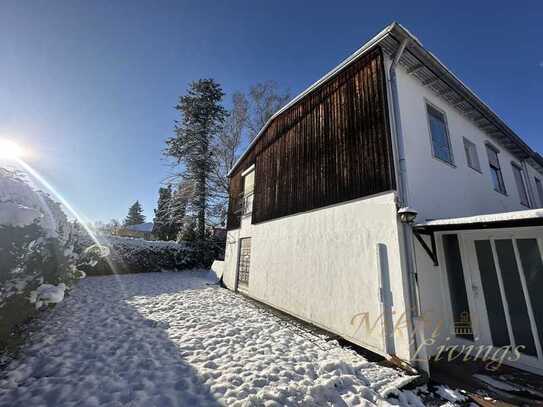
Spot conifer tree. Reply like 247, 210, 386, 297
169, 181, 189, 240
152, 186, 173, 240
165, 79, 227, 240
124, 201, 145, 226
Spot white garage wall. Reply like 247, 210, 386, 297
223, 191, 413, 360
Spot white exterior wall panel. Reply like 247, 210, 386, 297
395, 63, 543, 363
223, 192, 412, 360
396, 66, 539, 223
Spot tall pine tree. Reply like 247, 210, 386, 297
169, 181, 189, 240
152, 186, 173, 240
124, 201, 145, 226
165, 79, 227, 240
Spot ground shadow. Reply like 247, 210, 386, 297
0, 272, 220, 407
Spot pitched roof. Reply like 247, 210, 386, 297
229, 22, 543, 176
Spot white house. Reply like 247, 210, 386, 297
220, 22, 543, 378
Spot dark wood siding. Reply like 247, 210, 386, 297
227, 46, 394, 230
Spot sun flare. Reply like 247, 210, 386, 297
0, 139, 24, 159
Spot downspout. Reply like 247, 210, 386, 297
389, 38, 410, 206
387, 38, 425, 370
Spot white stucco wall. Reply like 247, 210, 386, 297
223, 192, 413, 360
395, 65, 542, 223
395, 61, 543, 361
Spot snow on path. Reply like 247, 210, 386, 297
0, 272, 415, 406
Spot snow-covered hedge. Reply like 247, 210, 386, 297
77, 235, 223, 275
0, 169, 83, 351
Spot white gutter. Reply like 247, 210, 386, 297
227, 22, 398, 176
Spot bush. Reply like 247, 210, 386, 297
0, 169, 82, 351
77, 236, 222, 275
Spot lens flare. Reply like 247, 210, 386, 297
15, 158, 101, 244
11, 156, 123, 281
0, 140, 24, 159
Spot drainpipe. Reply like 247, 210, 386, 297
387, 38, 426, 371
389, 38, 410, 207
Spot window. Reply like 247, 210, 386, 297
463, 138, 481, 172
486, 145, 506, 194
443, 234, 473, 339
535, 178, 543, 207
427, 104, 454, 165
237, 238, 251, 287
241, 170, 255, 216
512, 163, 529, 207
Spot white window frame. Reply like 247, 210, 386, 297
511, 162, 530, 207
485, 143, 506, 195
463, 137, 481, 173
425, 102, 455, 167
241, 168, 255, 216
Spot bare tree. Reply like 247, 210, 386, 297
209, 92, 248, 224
247, 81, 290, 141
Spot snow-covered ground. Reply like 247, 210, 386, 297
0, 272, 464, 406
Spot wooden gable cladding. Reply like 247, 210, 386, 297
226, 46, 394, 230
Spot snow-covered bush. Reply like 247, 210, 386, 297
77, 235, 220, 275
0, 169, 83, 351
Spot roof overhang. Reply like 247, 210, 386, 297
228, 22, 543, 176
414, 209, 543, 234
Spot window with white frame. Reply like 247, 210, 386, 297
511, 163, 529, 207
535, 178, 543, 207
427, 104, 454, 165
463, 137, 481, 172
241, 170, 254, 215
486, 145, 506, 194
237, 237, 251, 286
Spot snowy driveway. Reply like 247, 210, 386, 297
0, 272, 416, 406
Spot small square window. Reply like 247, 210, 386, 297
463, 138, 481, 172
427, 104, 454, 165
512, 163, 529, 207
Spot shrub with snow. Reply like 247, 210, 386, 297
0, 168, 83, 351
77, 235, 222, 275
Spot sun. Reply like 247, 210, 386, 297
0, 139, 24, 159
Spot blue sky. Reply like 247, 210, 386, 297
1, 1, 542, 222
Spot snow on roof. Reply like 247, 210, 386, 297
415, 209, 543, 229
125, 222, 154, 232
